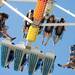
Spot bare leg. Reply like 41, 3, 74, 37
58, 64, 67, 68
58, 62, 74, 68
42, 32, 45, 45
3, 29, 12, 38
2, 29, 16, 41
20, 66, 24, 72
44, 33, 51, 46
53, 35, 60, 45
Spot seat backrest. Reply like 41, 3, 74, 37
42, 52, 56, 75
28, 52, 39, 75
1, 45, 10, 67
14, 49, 24, 71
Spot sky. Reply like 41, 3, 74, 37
0, 0, 75, 75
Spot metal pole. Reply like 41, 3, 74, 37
2, 0, 33, 23
41, 23, 75, 26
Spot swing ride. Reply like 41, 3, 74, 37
0, 0, 75, 75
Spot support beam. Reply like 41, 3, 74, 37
1, 0, 75, 19
41, 23, 75, 26
2, 0, 33, 23
7, 0, 36, 2
0, 41, 55, 59
54, 3, 75, 18
1, 0, 75, 26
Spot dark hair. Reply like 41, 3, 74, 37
47, 15, 55, 23
50, 15, 55, 18
31, 9, 34, 14
29, 9, 34, 14
1, 13, 9, 19
60, 18, 65, 23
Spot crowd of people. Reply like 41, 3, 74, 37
23, 9, 65, 46
0, 11, 66, 71
0, 10, 65, 45
1, 10, 75, 72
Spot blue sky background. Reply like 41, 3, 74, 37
0, 0, 75, 75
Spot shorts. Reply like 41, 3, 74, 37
55, 26, 64, 36
44, 26, 54, 33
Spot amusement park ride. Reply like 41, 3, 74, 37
0, 0, 75, 75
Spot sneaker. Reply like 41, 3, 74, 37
5, 64, 9, 69
11, 37, 16, 41
12, 42, 15, 45
58, 64, 62, 67
7, 65, 9, 69
21, 66, 24, 72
